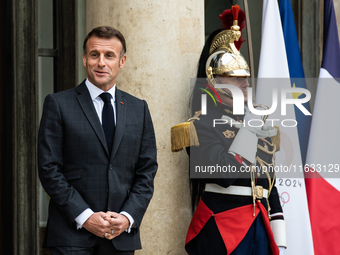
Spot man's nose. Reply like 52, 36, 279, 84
98, 55, 105, 67
242, 78, 250, 87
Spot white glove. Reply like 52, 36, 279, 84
279, 246, 285, 255
228, 127, 258, 164
243, 107, 276, 139
271, 220, 287, 248
243, 107, 264, 131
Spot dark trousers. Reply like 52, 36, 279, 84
49, 238, 134, 255
231, 215, 270, 255
186, 213, 270, 255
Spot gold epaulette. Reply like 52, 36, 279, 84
271, 126, 281, 152
171, 111, 201, 152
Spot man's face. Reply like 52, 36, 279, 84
215, 75, 249, 102
83, 36, 126, 91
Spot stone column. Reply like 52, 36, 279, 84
12, 0, 39, 254
86, 1, 204, 254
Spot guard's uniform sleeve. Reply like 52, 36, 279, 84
256, 137, 287, 248
269, 182, 287, 248
190, 116, 252, 188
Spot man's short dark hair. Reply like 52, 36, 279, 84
83, 26, 126, 59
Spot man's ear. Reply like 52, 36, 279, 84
119, 54, 127, 69
82, 53, 87, 67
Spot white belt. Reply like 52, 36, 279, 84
205, 183, 268, 199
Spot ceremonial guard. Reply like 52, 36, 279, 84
171, 5, 286, 255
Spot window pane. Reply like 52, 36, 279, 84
38, 0, 53, 49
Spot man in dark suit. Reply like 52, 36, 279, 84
38, 26, 157, 255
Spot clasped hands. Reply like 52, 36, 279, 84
82, 211, 130, 240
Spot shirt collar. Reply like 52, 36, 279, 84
85, 79, 116, 102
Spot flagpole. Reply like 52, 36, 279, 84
243, 0, 256, 103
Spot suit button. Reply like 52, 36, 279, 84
109, 164, 113, 170
106, 189, 109, 193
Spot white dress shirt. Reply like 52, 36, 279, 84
74, 79, 134, 233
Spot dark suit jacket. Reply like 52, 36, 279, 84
38, 81, 157, 250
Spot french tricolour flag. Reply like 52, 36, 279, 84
257, 0, 313, 254
279, 0, 314, 254
305, 0, 340, 254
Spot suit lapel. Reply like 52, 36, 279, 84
76, 82, 109, 156
111, 89, 126, 159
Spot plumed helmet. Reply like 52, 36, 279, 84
206, 5, 250, 93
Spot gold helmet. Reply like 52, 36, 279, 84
206, 5, 250, 97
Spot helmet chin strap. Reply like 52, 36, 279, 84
216, 88, 233, 99
206, 66, 234, 99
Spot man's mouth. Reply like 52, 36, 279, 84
95, 70, 108, 75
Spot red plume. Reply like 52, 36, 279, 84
232, 5, 240, 20
219, 5, 246, 50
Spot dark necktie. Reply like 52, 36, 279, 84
99, 92, 115, 153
